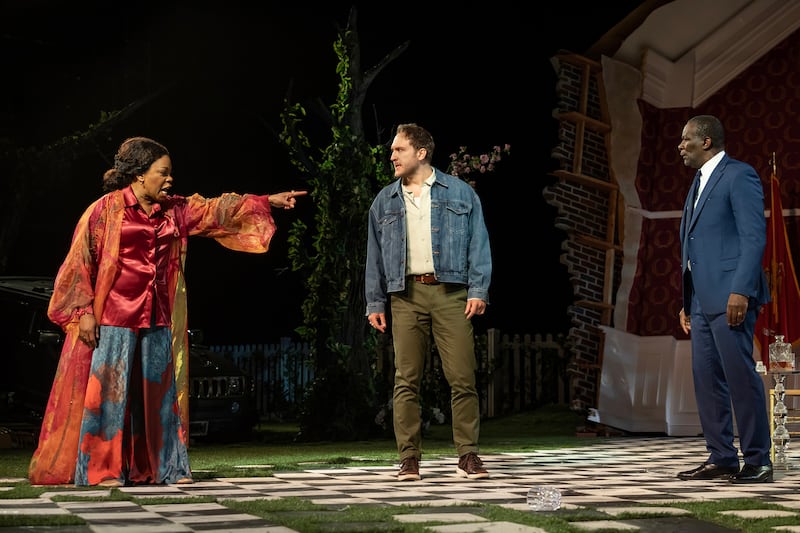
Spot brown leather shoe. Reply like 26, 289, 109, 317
397, 457, 420, 481
729, 464, 773, 484
677, 463, 738, 480
456, 452, 489, 479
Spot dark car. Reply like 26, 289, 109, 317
0, 276, 257, 441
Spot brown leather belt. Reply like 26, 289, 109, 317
410, 273, 439, 285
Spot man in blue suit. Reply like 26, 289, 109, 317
677, 115, 773, 483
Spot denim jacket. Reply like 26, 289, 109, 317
365, 169, 492, 316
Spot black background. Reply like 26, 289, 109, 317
2, 1, 643, 344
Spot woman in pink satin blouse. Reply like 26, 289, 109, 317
28, 136, 307, 487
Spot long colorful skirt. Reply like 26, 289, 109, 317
74, 325, 191, 486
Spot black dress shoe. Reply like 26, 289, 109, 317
677, 463, 739, 480
729, 464, 773, 484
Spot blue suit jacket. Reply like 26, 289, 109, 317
680, 154, 769, 315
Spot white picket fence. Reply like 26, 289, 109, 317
482, 330, 568, 417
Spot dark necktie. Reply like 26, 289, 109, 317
687, 171, 701, 218
693, 170, 702, 207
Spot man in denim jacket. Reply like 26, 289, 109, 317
365, 123, 492, 481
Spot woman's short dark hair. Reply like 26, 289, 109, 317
102, 137, 169, 192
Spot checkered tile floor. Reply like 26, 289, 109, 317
3, 436, 800, 532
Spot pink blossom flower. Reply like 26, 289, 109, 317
447, 144, 511, 179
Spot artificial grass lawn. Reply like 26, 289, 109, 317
1, 405, 796, 532
187, 403, 594, 477
0, 405, 588, 478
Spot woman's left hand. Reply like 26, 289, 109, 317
270, 190, 308, 210
78, 313, 99, 349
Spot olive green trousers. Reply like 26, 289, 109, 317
390, 281, 480, 460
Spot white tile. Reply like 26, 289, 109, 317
393, 512, 487, 523
570, 520, 641, 531
427, 522, 546, 532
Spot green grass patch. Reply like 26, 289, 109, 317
2, 406, 795, 532
0, 514, 86, 527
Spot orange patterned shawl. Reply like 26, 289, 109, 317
29, 189, 276, 485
